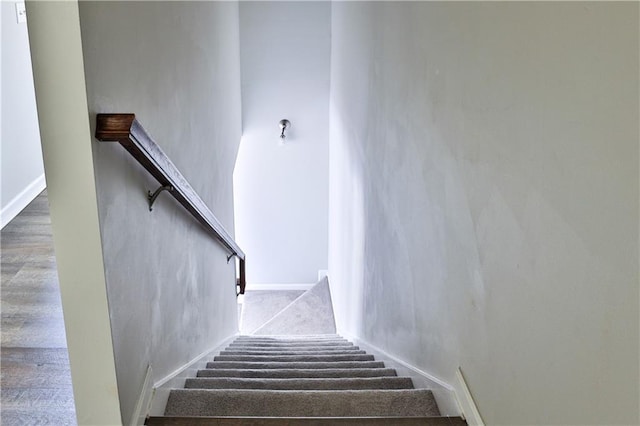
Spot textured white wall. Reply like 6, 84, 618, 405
329, 3, 639, 425
234, 1, 330, 285
78, 2, 242, 423
1, 1, 45, 227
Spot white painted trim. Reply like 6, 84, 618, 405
131, 365, 153, 426
244, 282, 315, 291
317, 269, 329, 281
27, 2, 123, 422
0, 174, 46, 229
148, 333, 239, 416
339, 330, 461, 417
339, 331, 453, 390
455, 368, 485, 425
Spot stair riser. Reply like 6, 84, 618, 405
197, 368, 399, 379
184, 377, 414, 390
214, 355, 375, 362
165, 389, 440, 417
206, 361, 386, 369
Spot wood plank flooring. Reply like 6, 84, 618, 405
1, 191, 77, 425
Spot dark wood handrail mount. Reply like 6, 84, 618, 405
95, 114, 246, 295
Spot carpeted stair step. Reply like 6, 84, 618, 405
147, 417, 466, 426
164, 389, 440, 417
234, 335, 345, 340
184, 377, 414, 390
233, 336, 346, 339
213, 354, 375, 362
229, 342, 355, 349
227, 346, 357, 352
206, 361, 386, 369
219, 349, 365, 355
229, 342, 354, 348
197, 368, 399, 379
231, 337, 348, 342
233, 336, 347, 340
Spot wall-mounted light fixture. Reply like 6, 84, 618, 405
279, 119, 291, 141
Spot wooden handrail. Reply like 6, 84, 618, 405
95, 113, 246, 295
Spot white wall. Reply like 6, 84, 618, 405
234, 1, 330, 285
78, 2, 242, 424
1, 1, 45, 228
329, 3, 639, 425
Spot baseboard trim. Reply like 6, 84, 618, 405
338, 330, 460, 417
131, 365, 154, 426
244, 283, 315, 291
455, 368, 485, 425
0, 174, 46, 229
148, 333, 239, 417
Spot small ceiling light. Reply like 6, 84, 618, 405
279, 119, 291, 141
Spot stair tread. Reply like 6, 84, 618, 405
185, 377, 414, 390
197, 368, 398, 378
232, 342, 349, 346
207, 361, 386, 369
147, 416, 467, 426
231, 341, 350, 344
220, 349, 365, 355
235, 337, 346, 341
165, 389, 440, 417
214, 354, 375, 362
227, 347, 357, 352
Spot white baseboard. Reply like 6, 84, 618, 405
245, 283, 315, 291
148, 333, 239, 417
455, 368, 485, 425
131, 365, 153, 426
0, 174, 46, 229
338, 331, 461, 417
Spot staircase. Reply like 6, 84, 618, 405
147, 335, 465, 425
146, 280, 466, 425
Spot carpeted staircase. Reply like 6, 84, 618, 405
146, 335, 466, 425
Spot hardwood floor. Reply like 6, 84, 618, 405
1, 191, 77, 425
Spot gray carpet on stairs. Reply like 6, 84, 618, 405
165, 335, 441, 419
219, 349, 365, 355
213, 354, 375, 362
233, 336, 346, 341
184, 376, 414, 390
229, 341, 352, 347
165, 389, 439, 417
196, 367, 399, 378
206, 360, 387, 369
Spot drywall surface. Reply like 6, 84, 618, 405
78, 2, 242, 424
234, 1, 330, 284
328, 3, 639, 425
25, 1, 122, 424
1, 1, 45, 227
